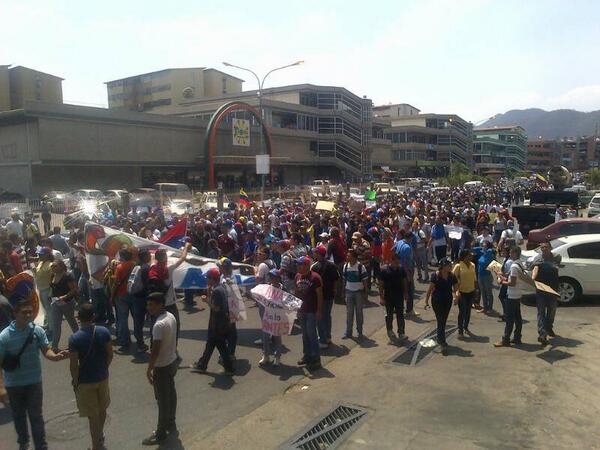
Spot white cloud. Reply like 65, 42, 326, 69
542, 85, 600, 112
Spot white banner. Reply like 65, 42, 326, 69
256, 154, 270, 175
232, 118, 250, 146
250, 284, 302, 336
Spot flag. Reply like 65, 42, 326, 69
239, 188, 251, 207
84, 222, 256, 290
158, 219, 188, 249
364, 189, 376, 201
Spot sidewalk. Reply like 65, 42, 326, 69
188, 300, 600, 450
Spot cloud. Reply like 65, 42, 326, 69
542, 85, 600, 112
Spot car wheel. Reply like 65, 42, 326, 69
557, 277, 581, 304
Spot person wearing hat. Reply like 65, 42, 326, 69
311, 246, 340, 349
193, 267, 234, 375
294, 256, 323, 370
259, 268, 285, 366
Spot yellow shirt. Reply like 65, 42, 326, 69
35, 261, 53, 290
453, 261, 476, 293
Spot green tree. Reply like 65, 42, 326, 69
585, 168, 600, 188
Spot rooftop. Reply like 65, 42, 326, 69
6, 65, 64, 81
105, 67, 244, 84
474, 125, 525, 132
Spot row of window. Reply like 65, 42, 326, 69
143, 98, 172, 109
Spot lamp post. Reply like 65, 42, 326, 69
222, 60, 304, 201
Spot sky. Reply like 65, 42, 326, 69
2, 0, 600, 122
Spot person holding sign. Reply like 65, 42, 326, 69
495, 247, 526, 347
531, 242, 560, 346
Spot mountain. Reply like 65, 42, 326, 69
478, 108, 600, 139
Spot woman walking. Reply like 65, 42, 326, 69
49, 259, 79, 351
452, 250, 477, 337
424, 258, 458, 354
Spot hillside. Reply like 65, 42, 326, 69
479, 108, 600, 138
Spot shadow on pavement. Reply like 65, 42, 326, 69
356, 336, 378, 348
443, 345, 473, 357
307, 366, 335, 380
511, 343, 542, 353
259, 363, 305, 381
130, 352, 150, 364
233, 358, 252, 376
464, 333, 490, 344
158, 432, 185, 450
537, 349, 574, 364
549, 336, 583, 348
321, 343, 350, 357
179, 328, 264, 349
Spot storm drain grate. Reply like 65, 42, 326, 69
390, 325, 458, 366
281, 403, 369, 450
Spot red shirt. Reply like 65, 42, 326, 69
114, 261, 134, 297
9, 251, 23, 274
295, 271, 322, 314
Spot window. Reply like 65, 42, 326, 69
568, 243, 600, 259
587, 223, 600, 233
558, 222, 586, 236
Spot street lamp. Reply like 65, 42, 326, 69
222, 61, 304, 200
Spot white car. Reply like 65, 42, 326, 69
523, 234, 600, 303
588, 194, 600, 218
198, 191, 230, 210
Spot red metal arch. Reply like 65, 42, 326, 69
203, 101, 273, 189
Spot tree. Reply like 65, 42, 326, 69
585, 168, 600, 188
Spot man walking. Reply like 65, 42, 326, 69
495, 247, 526, 348
311, 246, 339, 349
295, 256, 323, 371
143, 292, 179, 445
395, 231, 418, 318
68, 304, 113, 450
0, 299, 68, 450
531, 242, 560, 346
341, 249, 368, 339
379, 252, 408, 342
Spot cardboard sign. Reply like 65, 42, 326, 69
316, 200, 336, 212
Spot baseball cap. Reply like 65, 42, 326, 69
206, 267, 221, 280
218, 257, 233, 269
37, 247, 52, 256
295, 256, 312, 266
269, 268, 282, 278
277, 239, 290, 251
313, 246, 327, 257
438, 257, 452, 268
352, 231, 362, 240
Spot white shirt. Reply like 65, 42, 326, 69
152, 311, 177, 367
6, 219, 23, 238
507, 262, 525, 299
476, 234, 494, 246
501, 229, 523, 245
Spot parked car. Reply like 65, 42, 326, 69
522, 234, 600, 304
588, 193, 600, 218
197, 191, 230, 210
70, 189, 104, 201
103, 189, 130, 208
153, 183, 192, 204
525, 218, 600, 249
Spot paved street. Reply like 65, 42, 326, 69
0, 282, 415, 450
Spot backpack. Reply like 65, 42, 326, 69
127, 265, 149, 296
503, 229, 516, 248
343, 262, 364, 282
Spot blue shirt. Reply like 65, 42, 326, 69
472, 247, 496, 277
68, 325, 112, 384
0, 322, 49, 387
394, 240, 415, 274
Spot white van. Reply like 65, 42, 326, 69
153, 183, 192, 204
463, 181, 484, 188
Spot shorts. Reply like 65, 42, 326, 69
76, 378, 110, 417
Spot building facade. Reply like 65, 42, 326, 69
0, 65, 63, 111
473, 126, 527, 177
105, 68, 243, 113
528, 136, 600, 173
527, 138, 561, 173
371, 104, 473, 177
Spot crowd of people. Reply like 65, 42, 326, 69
0, 181, 564, 450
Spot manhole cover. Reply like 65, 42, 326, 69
390, 326, 458, 366
281, 403, 369, 449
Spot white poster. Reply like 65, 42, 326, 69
232, 118, 250, 146
256, 154, 270, 174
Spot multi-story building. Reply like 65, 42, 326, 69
527, 138, 561, 173
472, 126, 527, 177
0, 65, 63, 111
169, 83, 374, 184
105, 68, 243, 113
558, 136, 600, 172
371, 104, 473, 177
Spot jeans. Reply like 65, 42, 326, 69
450, 239, 461, 261
503, 298, 523, 342
38, 287, 52, 331
415, 247, 429, 281
384, 299, 405, 335
405, 280, 415, 314
226, 323, 237, 356
345, 290, 365, 336
132, 295, 147, 345
6, 382, 47, 450
317, 297, 334, 343
536, 292, 557, 338
78, 276, 90, 304
498, 285, 508, 317
183, 289, 201, 307
301, 312, 320, 363
432, 297, 452, 345
334, 263, 345, 304
262, 332, 282, 357
434, 245, 447, 263
90, 287, 109, 323
458, 291, 474, 332
153, 360, 178, 436
115, 294, 135, 347
478, 274, 494, 311
197, 331, 233, 372
50, 300, 79, 351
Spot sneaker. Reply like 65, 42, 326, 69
273, 356, 281, 367
297, 357, 307, 366
319, 342, 329, 349
307, 360, 322, 371
494, 340, 510, 348
387, 329, 397, 341
538, 336, 548, 346
191, 362, 206, 373
137, 343, 149, 353
510, 338, 522, 345
458, 330, 464, 338
116, 346, 130, 354
357, 333, 364, 340
548, 330, 556, 338
259, 355, 272, 366
142, 431, 168, 445
397, 333, 407, 341
341, 333, 352, 340
464, 328, 473, 336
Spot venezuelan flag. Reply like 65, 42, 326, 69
239, 188, 251, 207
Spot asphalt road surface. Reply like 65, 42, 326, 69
1, 282, 427, 450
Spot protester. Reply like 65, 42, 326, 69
495, 247, 526, 347
378, 252, 408, 342
49, 259, 79, 352
473, 241, 496, 314
144, 292, 179, 445
424, 258, 458, 354
342, 249, 368, 340
112, 248, 136, 353
259, 268, 285, 366
295, 256, 323, 370
395, 231, 418, 318
453, 250, 477, 336
33, 247, 54, 339
531, 242, 560, 346
0, 298, 69, 450
310, 246, 339, 349
68, 304, 113, 450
